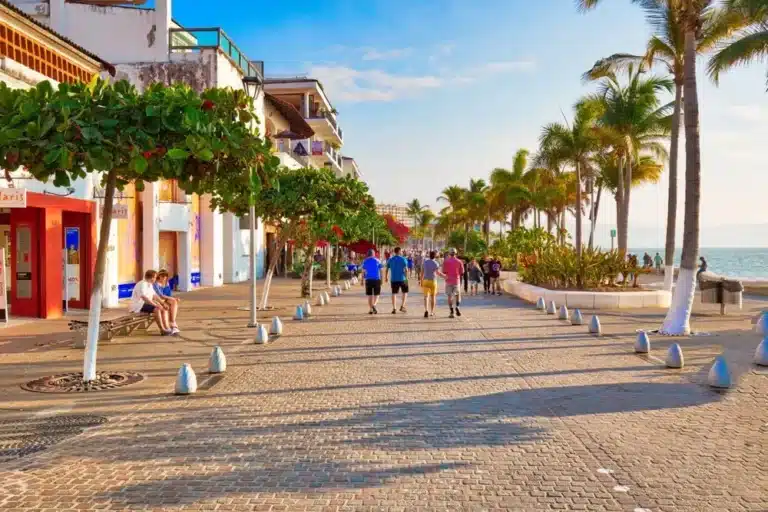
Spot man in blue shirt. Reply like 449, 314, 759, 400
361, 248, 383, 314
385, 246, 410, 314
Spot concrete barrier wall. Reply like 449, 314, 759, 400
502, 279, 671, 310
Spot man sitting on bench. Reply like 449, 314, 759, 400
153, 269, 180, 335
130, 269, 175, 336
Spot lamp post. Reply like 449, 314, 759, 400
242, 74, 263, 328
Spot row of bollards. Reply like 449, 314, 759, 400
537, 296, 598, 334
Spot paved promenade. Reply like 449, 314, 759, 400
0, 278, 766, 511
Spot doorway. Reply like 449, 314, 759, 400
62, 211, 88, 309
10, 207, 42, 317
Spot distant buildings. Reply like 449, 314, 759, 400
376, 204, 415, 228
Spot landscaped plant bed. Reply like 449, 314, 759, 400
504, 280, 671, 309
534, 285, 650, 292
21, 371, 145, 393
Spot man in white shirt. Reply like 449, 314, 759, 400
130, 269, 174, 336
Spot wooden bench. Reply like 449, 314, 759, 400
69, 313, 153, 348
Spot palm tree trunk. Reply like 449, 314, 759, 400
661, 28, 700, 336
619, 159, 631, 253
589, 183, 602, 250
663, 81, 682, 291
484, 214, 491, 247
616, 155, 626, 255
575, 162, 583, 259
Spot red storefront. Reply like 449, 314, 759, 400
3, 191, 97, 319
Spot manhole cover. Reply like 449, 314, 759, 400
0, 415, 107, 463
21, 371, 145, 393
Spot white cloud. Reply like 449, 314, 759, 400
361, 47, 413, 61
451, 60, 536, 84
308, 65, 442, 102
725, 104, 762, 122
428, 43, 455, 63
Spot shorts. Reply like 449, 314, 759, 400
391, 281, 409, 294
422, 279, 437, 295
445, 284, 461, 297
140, 303, 156, 314
365, 279, 382, 296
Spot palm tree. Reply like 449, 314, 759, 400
437, 185, 469, 248
489, 149, 531, 232
578, 0, 732, 334
708, 0, 768, 90
415, 209, 436, 251
465, 178, 490, 249
539, 101, 601, 260
583, 0, 742, 289
405, 199, 428, 227
582, 65, 672, 253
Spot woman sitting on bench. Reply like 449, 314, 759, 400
153, 269, 180, 335
129, 269, 175, 337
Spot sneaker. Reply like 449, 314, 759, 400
392, 309, 397, 315
424, 311, 429, 318
372, 306, 378, 314
369, 309, 374, 315
161, 330, 173, 336
400, 306, 407, 313
171, 327, 180, 335
449, 311, 455, 319
456, 307, 462, 317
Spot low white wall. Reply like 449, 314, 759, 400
502, 279, 671, 310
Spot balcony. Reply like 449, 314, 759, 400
320, 143, 344, 176
306, 109, 343, 145
169, 28, 264, 81
275, 141, 312, 169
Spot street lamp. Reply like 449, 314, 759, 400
242, 73, 263, 328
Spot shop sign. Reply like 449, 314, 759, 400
0, 188, 26, 208
112, 203, 128, 219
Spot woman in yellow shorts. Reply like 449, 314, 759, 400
421, 250, 444, 318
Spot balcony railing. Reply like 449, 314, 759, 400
307, 110, 342, 140
169, 28, 264, 80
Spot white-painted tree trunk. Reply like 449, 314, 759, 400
259, 267, 274, 310
326, 244, 331, 288
82, 288, 103, 381
663, 265, 675, 291
660, 267, 696, 335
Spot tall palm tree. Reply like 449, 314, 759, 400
437, 185, 469, 248
539, 101, 601, 260
405, 199, 428, 227
415, 209, 436, 251
708, 0, 768, 90
578, 0, 731, 334
489, 149, 531, 232
582, 65, 672, 253
583, 0, 742, 288
465, 178, 490, 249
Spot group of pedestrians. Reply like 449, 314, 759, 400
359, 248, 504, 319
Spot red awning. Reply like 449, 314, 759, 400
341, 240, 377, 254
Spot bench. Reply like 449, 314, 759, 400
69, 313, 153, 348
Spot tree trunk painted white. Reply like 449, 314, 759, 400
661, 28, 701, 336
83, 170, 117, 382
326, 244, 331, 288
664, 81, 683, 291
248, 205, 257, 327
574, 162, 582, 258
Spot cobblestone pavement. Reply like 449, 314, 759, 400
0, 280, 766, 511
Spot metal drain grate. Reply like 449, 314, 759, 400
0, 415, 107, 463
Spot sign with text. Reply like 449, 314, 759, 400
112, 203, 128, 219
0, 188, 26, 208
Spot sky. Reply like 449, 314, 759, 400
174, 0, 768, 247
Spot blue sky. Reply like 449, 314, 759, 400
176, 0, 768, 247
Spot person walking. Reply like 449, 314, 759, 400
361, 249, 383, 314
421, 250, 444, 318
459, 253, 470, 294
482, 256, 491, 294
654, 252, 663, 274
442, 248, 465, 318
489, 256, 503, 296
468, 258, 483, 296
414, 250, 424, 283
385, 247, 410, 314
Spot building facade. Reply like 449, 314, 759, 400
376, 203, 415, 228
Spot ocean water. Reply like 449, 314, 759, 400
630, 247, 768, 280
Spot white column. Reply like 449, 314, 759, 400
141, 183, 159, 271
177, 231, 193, 292
155, 0, 172, 62
200, 194, 223, 287
222, 212, 239, 283
302, 92, 310, 117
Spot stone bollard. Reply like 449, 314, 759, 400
665, 343, 684, 368
294, 305, 305, 320
255, 324, 269, 344
707, 355, 731, 389
270, 316, 283, 336
344, 281, 350, 290
303, 301, 313, 317
756, 312, 766, 335
208, 346, 226, 374
332, 286, 340, 297
536, 297, 546, 310
754, 338, 768, 366
571, 309, 584, 326
589, 315, 601, 335
317, 294, 326, 306
635, 331, 650, 354
174, 364, 197, 395
323, 291, 331, 303
546, 301, 556, 315
558, 305, 569, 321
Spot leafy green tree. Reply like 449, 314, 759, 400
0, 78, 271, 382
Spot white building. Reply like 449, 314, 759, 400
376, 203, 415, 228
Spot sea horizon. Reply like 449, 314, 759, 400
629, 247, 768, 280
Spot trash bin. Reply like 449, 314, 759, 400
698, 271, 743, 314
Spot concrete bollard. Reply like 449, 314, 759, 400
558, 305, 569, 321
317, 294, 326, 306
536, 297, 546, 310
303, 301, 313, 317
707, 355, 731, 389
270, 316, 283, 336
756, 312, 766, 335
323, 291, 331, 303
754, 338, 768, 366
294, 305, 305, 320
665, 343, 684, 368
546, 300, 556, 315
174, 363, 197, 395
635, 331, 650, 354
589, 315, 601, 335
332, 286, 340, 297
255, 324, 269, 344
571, 309, 584, 325
208, 346, 226, 374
